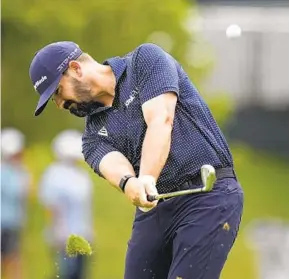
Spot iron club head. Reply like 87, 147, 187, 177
201, 164, 216, 192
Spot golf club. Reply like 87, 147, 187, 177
147, 164, 217, 202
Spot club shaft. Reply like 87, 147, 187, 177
147, 165, 217, 202
147, 187, 206, 202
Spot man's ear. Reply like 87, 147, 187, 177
68, 60, 82, 77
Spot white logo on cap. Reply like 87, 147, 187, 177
34, 76, 47, 90
57, 48, 80, 72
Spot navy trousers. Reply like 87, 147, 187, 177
124, 177, 244, 279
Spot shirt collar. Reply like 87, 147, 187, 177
87, 57, 127, 116
103, 57, 127, 84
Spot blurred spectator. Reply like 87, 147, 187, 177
39, 130, 94, 279
1, 128, 30, 279
246, 219, 289, 279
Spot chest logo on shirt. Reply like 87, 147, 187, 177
125, 87, 139, 108
98, 126, 108, 137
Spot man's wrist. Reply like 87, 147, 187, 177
138, 175, 156, 186
119, 175, 135, 192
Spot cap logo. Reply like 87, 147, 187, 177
34, 76, 47, 90
57, 48, 80, 72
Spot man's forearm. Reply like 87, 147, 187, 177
99, 151, 136, 191
139, 122, 172, 181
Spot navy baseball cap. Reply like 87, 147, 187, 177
29, 41, 83, 116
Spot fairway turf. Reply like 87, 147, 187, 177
66, 234, 93, 257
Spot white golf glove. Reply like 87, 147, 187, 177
138, 175, 159, 212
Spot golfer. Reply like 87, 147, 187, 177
29, 41, 244, 279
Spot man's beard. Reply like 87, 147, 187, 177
64, 100, 99, 117
64, 77, 102, 117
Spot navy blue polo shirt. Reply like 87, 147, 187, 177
82, 43, 233, 193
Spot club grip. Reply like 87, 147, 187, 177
147, 194, 156, 202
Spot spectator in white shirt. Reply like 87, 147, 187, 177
1, 128, 30, 279
39, 130, 94, 279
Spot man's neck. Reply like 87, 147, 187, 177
90, 65, 116, 107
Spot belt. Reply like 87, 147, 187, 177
159, 167, 236, 202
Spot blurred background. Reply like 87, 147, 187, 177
1, 0, 289, 278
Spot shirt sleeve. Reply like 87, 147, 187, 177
135, 43, 179, 105
82, 131, 119, 177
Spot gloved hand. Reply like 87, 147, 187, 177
137, 175, 159, 212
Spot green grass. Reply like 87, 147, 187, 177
66, 234, 93, 257
21, 143, 289, 279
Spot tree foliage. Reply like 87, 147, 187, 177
2, 0, 213, 143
